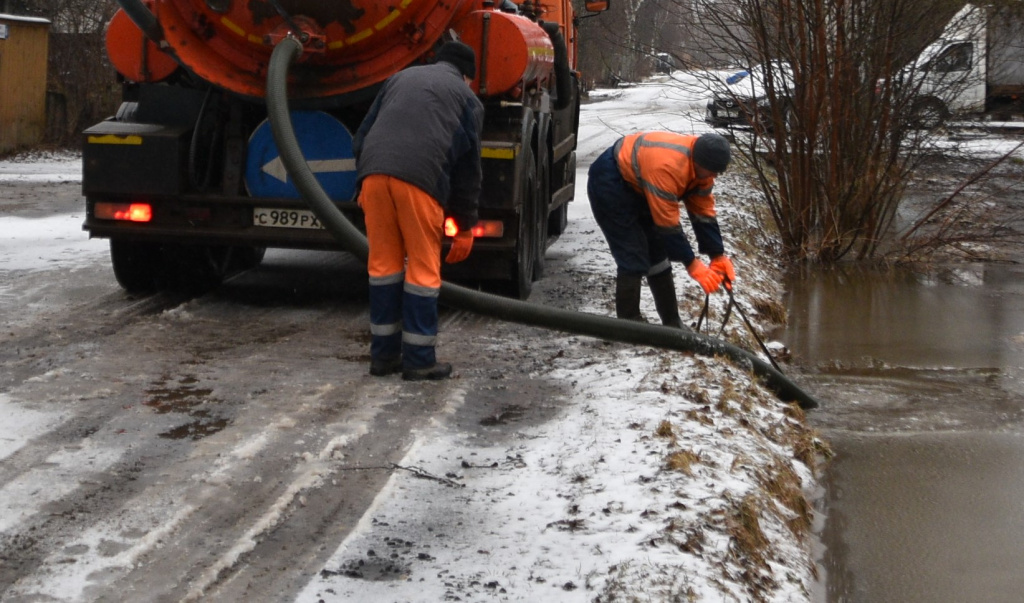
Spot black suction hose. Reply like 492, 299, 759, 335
540, 21, 573, 111
265, 37, 820, 410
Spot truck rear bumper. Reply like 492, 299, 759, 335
83, 195, 521, 264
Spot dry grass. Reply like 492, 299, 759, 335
783, 402, 806, 422
758, 462, 813, 541
752, 297, 788, 325
665, 450, 700, 475
683, 383, 713, 406
594, 560, 699, 602
726, 494, 778, 600
728, 494, 770, 567
715, 381, 739, 415
655, 420, 675, 441
685, 408, 715, 427
791, 430, 833, 476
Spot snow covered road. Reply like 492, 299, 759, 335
0, 76, 823, 602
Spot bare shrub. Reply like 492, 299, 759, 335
596, 0, 1022, 264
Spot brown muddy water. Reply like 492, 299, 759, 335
776, 264, 1024, 603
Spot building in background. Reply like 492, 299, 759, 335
0, 12, 50, 154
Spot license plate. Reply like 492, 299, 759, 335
253, 208, 324, 229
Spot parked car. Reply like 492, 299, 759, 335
705, 61, 794, 129
655, 52, 675, 75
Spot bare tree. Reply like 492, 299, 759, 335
2, 1, 39, 14
19, 0, 120, 145
575, 0, 669, 86
676, 0, 984, 262
579, 0, 1023, 264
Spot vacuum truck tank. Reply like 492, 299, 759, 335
83, 0, 610, 299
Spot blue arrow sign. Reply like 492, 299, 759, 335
244, 110, 357, 201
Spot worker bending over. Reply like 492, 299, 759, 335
353, 41, 484, 381
587, 131, 736, 328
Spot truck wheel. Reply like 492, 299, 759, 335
505, 145, 538, 300
548, 202, 568, 237
548, 151, 575, 236
231, 246, 266, 272
533, 133, 551, 281
160, 244, 235, 292
110, 239, 161, 294
908, 97, 949, 130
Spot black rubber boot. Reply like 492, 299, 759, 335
369, 356, 403, 377
647, 268, 684, 329
402, 362, 453, 381
615, 273, 645, 322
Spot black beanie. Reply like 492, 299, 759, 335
436, 42, 477, 80
693, 133, 731, 174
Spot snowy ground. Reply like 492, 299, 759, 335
0, 149, 83, 183
1, 72, 827, 601
297, 76, 826, 602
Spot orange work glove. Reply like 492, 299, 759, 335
444, 230, 474, 264
709, 255, 736, 289
686, 259, 724, 294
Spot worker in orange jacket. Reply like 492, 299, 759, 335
353, 42, 484, 380
587, 132, 735, 328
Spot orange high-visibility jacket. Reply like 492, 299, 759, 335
613, 131, 724, 260
615, 132, 718, 226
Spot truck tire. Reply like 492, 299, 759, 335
908, 97, 949, 130
110, 241, 263, 294
504, 143, 538, 300
231, 246, 267, 272
548, 200, 568, 237
533, 118, 551, 281
110, 239, 161, 293
548, 150, 574, 236
161, 244, 250, 293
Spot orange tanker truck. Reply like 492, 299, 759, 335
83, 0, 610, 299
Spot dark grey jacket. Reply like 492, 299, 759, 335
353, 62, 484, 230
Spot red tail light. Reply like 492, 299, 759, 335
95, 202, 153, 223
444, 217, 459, 237
443, 217, 504, 238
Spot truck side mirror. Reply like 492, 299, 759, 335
585, 1, 610, 11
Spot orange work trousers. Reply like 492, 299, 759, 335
359, 174, 444, 288
358, 174, 444, 368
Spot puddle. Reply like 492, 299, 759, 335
777, 263, 1024, 372
144, 375, 230, 440
159, 412, 231, 440
144, 375, 214, 414
774, 263, 1024, 602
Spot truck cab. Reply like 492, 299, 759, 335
906, 2, 1024, 123
911, 17, 986, 116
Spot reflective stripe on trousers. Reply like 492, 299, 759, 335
359, 175, 444, 368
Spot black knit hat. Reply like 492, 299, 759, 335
436, 42, 477, 79
693, 133, 731, 174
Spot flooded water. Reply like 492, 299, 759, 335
776, 264, 1024, 603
